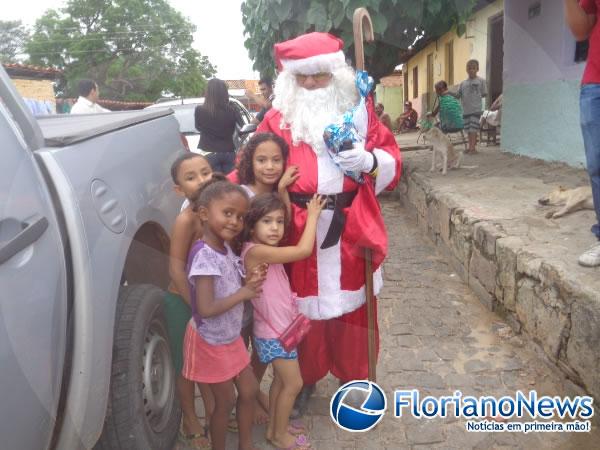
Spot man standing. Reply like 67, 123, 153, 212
565, 0, 600, 267
70, 79, 109, 114
257, 32, 401, 414
246, 76, 275, 124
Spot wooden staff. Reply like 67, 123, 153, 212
353, 7, 377, 382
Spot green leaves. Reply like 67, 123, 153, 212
0, 20, 30, 63
242, 0, 477, 80
273, 1, 293, 22
371, 13, 387, 34
24, 0, 215, 101
307, 2, 330, 31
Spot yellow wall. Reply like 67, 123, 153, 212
12, 78, 56, 103
375, 84, 404, 124
404, 0, 504, 117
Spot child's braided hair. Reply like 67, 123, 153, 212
190, 173, 249, 212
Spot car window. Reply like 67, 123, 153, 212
171, 106, 197, 133
230, 101, 250, 125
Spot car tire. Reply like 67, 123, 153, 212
95, 284, 180, 450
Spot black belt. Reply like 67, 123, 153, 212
289, 191, 356, 249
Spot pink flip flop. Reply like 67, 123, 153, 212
275, 433, 311, 449
288, 419, 307, 435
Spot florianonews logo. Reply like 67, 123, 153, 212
330, 380, 387, 432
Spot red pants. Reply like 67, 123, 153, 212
297, 301, 379, 384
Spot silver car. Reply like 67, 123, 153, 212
146, 97, 256, 153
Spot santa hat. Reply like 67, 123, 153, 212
274, 32, 346, 74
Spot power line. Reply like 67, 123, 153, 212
29, 23, 196, 33
29, 29, 193, 38
26, 33, 194, 46
25, 46, 189, 56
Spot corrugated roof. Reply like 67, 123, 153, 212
225, 79, 260, 93
225, 80, 246, 89
3, 62, 63, 79
97, 99, 153, 108
64, 98, 153, 111
399, 0, 503, 63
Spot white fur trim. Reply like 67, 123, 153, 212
315, 149, 344, 318
295, 149, 385, 320
298, 268, 383, 320
373, 148, 397, 194
280, 50, 346, 74
315, 208, 342, 318
317, 147, 345, 194
353, 99, 368, 140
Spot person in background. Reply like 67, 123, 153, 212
564, 0, 600, 267
70, 80, 110, 114
480, 94, 503, 128
375, 103, 393, 132
195, 78, 245, 174
246, 76, 275, 124
456, 59, 487, 154
429, 80, 464, 132
396, 101, 418, 132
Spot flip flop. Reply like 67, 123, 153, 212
288, 419, 307, 435
178, 431, 211, 450
227, 416, 238, 433
269, 433, 312, 449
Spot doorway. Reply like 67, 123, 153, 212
426, 53, 434, 111
487, 12, 504, 106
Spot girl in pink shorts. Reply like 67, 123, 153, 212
182, 175, 266, 450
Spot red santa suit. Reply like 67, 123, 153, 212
258, 32, 402, 383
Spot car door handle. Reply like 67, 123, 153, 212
0, 215, 48, 265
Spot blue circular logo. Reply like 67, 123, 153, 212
330, 380, 387, 432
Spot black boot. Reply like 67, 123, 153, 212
290, 384, 315, 419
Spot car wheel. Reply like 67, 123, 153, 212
95, 284, 180, 450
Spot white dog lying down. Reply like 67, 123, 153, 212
422, 126, 462, 175
538, 186, 594, 218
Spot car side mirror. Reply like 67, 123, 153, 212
239, 123, 257, 135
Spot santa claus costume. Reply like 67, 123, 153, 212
257, 32, 401, 386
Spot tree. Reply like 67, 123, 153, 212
25, 0, 216, 101
0, 20, 30, 63
241, 0, 477, 80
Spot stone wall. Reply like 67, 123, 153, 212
399, 169, 600, 401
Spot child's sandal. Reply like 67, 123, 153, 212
288, 419, 307, 435
227, 416, 238, 433
178, 431, 211, 450
271, 433, 312, 449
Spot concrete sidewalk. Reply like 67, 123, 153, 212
395, 132, 600, 402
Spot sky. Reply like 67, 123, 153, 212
4, 0, 259, 80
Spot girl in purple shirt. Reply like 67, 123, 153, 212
182, 176, 266, 450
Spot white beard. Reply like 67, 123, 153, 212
273, 67, 359, 154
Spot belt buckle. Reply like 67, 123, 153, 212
325, 195, 336, 209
